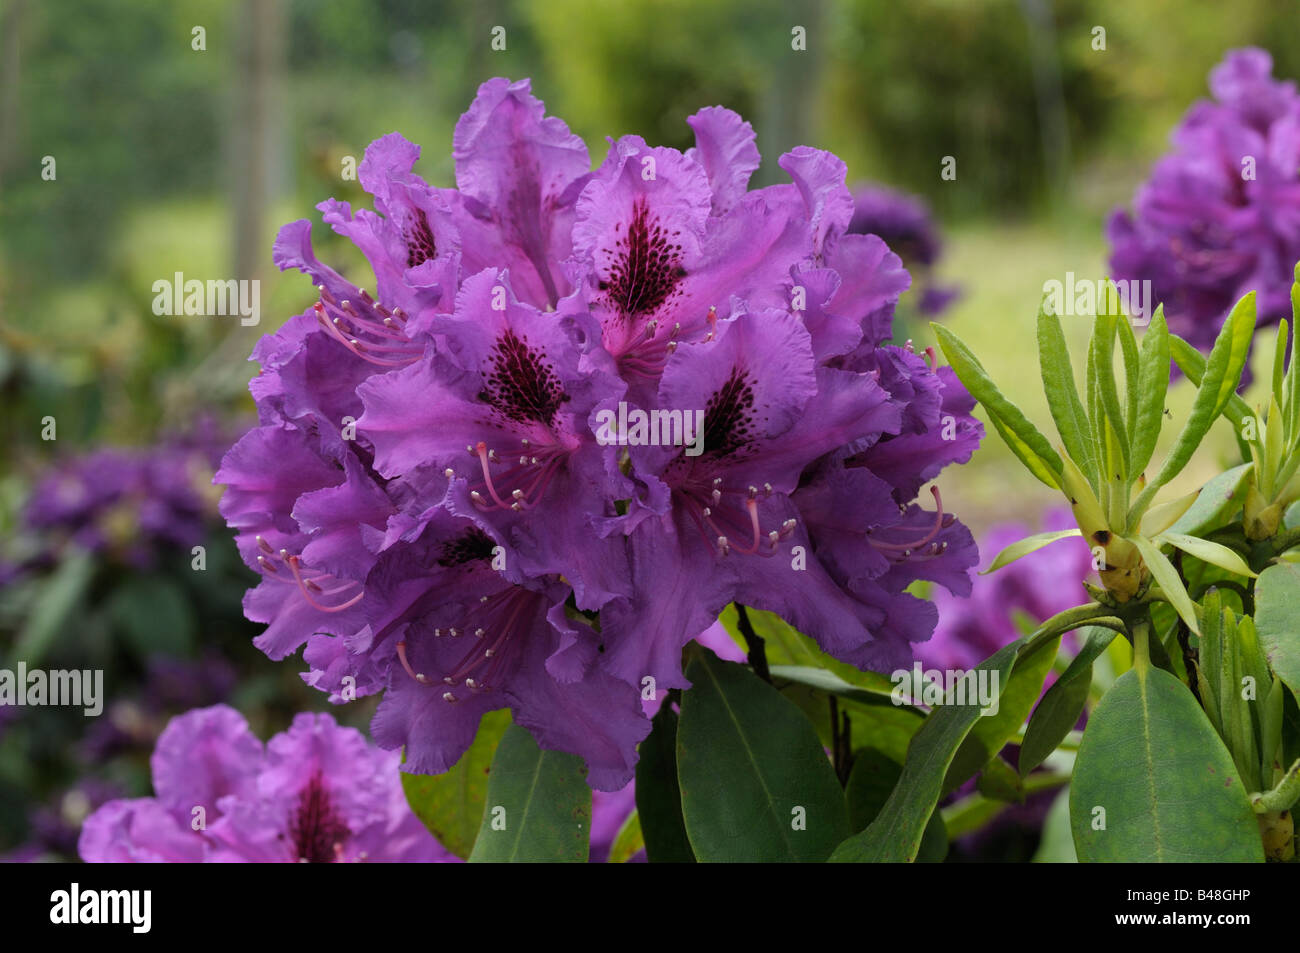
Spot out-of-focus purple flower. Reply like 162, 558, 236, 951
79, 705, 455, 863
20, 427, 227, 570
22, 780, 125, 860
1108, 48, 1300, 361
848, 184, 960, 318
922, 509, 1095, 671
218, 78, 983, 791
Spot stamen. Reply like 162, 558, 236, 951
870, 486, 946, 553
395, 640, 429, 685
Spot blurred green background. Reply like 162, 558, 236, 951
0, 0, 1297, 856
3, 0, 1295, 533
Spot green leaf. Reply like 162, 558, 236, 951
1255, 562, 1300, 698
1031, 787, 1079, 863
1162, 464, 1253, 538
945, 633, 1061, 790
1132, 296, 1257, 523
1156, 532, 1256, 579
1131, 307, 1170, 480
1118, 308, 1142, 444
1020, 627, 1119, 777
1169, 334, 1252, 428
1037, 307, 1097, 486
844, 749, 947, 862
634, 705, 695, 863
1069, 667, 1264, 862
401, 709, 511, 859
769, 664, 915, 709
1129, 534, 1200, 636
677, 649, 850, 861
9, 550, 93, 668
1090, 309, 1131, 478
607, 810, 645, 863
829, 640, 1022, 862
1250, 759, 1300, 813
467, 724, 591, 863
933, 323, 1063, 489
982, 529, 1082, 575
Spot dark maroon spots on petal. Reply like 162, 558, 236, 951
405, 211, 437, 268
288, 772, 350, 863
483, 329, 568, 427
437, 527, 498, 567
601, 197, 686, 320
701, 368, 759, 458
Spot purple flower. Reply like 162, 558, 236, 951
1108, 48, 1300, 359
218, 78, 982, 790
922, 509, 1095, 672
848, 184, 960, 317
79, 705, 454, 863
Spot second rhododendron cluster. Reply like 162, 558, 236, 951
217, 78, 982, 790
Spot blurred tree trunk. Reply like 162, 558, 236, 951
754, 0, 824, 187
0, 0, 28, 195
229, 0, 286, 289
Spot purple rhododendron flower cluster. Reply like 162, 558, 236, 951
16, 423, 228, 573
79, 705, 454, 863
849, 184, 960, 317
922, 509, 1095, 672
217, 78, 982, 790
1108, 48, 1300, 352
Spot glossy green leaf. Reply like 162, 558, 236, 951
677, 649, 850, 862
769, 664, 911, 709
468, 724, 591, 863
401, 709, 511, 859
1069, 666, 1264, 862
1032, 787, 1078, 862
982, 529, 1082, 575
1020, 627, 1118, 777
1037, 307, 1097, 486
933, 323, 1063, 489
829, 640, 1022, 862
634, 705, 694, 863
1255, 562, 1300, 698
1131, 307, 1170, 479
1169, 334, 1252, 428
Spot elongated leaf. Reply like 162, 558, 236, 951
933, 323, 1063, 489
829, 640, 1022, 862
677, 649, 849, 862
1163, 464, 1253, 537
9, 550, 93, 667
946, 634, 1062, 790
1129, 534, 1200, 635
1069, 666, 1263, 862
1037, 307, 1096, 485
1255, 562, 1300, 697
1131, 307, 1170, 479
1032, 787, 1078, 862
1157, 531, 1256, 578
1020, 627, 1118, 776
1139, 487, 1199, 537
468, 724, 591, 863
769, 664, 912, 709
634, 705, 694, 863
1169, 334, 1252, 427
1132, 296, 1257, 521
402, 709, 511, 859
1089, 310, 1131, 478
1118, 310, 1141, 444
844, 750, 948, 861
982, 529, 1082, 575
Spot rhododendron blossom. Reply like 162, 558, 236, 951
217, 77, 981, 790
